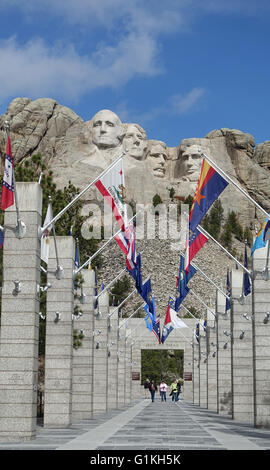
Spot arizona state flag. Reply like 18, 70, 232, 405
189, 159, 228, 233
1, 136, 14, 210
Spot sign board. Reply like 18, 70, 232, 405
132, 372, 140, 381
184, 372, 192, 381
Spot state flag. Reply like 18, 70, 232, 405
243, 244, 251, 296
95, 158, 127, 231
189, 159, 228, 233
40, 203, 53, 264
1, 136, 14, 210
152, 318, 161, 344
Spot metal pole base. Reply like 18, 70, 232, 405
55, 265, 64, 280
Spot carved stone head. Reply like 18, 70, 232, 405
146, 140, 168, 178
91, 109, 123, 149
123, 123, 147, 160
178, 144, 202, 182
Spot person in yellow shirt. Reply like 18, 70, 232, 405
170, 379, 178, 403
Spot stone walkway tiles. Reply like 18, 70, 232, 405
0, 399, 269, 451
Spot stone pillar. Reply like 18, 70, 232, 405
252, 243, 270, 427
91, 290, 109, 415
193, 339, 200, 405
231, 269, 254, 423
72, 269, 95, 421
124, 330, 132, 405
216, 289, 232, 415
207, 308, 218, 412
106, 309, 118, 410
44, 236, 74, 428
131, 343, 142, 400
183, 331, 193, 402
199, 322, 208, 408
117, 318, 126, 408
0, 183, 42, 441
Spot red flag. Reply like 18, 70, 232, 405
1, 136, 14, 210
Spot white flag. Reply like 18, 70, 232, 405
95, 158, 127, 230
40, 204, 53, 264
169, 308, 188, 329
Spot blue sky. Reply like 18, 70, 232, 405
0, 0, 269, 147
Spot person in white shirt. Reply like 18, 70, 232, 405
159, 380, 168, 402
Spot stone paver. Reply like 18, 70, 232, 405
0, 398, 269, 450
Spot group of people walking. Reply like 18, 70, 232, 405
145, 379, 182, 403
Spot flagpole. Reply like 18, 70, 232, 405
198, 224, 251, 275
118, 302, 145, 330
38, 151, 126, 238
180, 251, 230, 301
189, 288, 216, 318
4, 121, 26, 239
108, 288, 138, 319
262, 239, 270, 281
48, 196, 64, 280
75, 211, 139, 275
180, 303, 201, 322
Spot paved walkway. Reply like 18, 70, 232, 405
0, 398, 270, 451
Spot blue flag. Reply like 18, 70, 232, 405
0, 227, 4, 248
135, 253, 143, 292
243, 244, 251, 296
226, 268, 231, 311
195, 323, 200, 343
140, 277, 154, 313
152, 318, 161, 344
94, 269, 98, 310
144, 304, 154, 331
174, 255, 196, 312
74, 240, 80, 291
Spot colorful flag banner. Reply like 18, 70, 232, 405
95, 158, 127, 231
161, 304, 174, 343
1, 136, 14, 211
189, 159, 229, 233
152, 318, 161, 344
0, 227, 4, 248
251, 219, 268, 255
189, 228, 208, 265
243, 244, 251, 296
40, 203, 53, 264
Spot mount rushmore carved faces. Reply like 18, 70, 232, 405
122, 124, 147, 160
91, 109, 123, 149
178, 144, 202, 182
146, 140, 168, 178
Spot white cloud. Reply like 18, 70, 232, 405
170, 88, 206, 114
0, 33, 161, 103
117, 87, 206, 125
